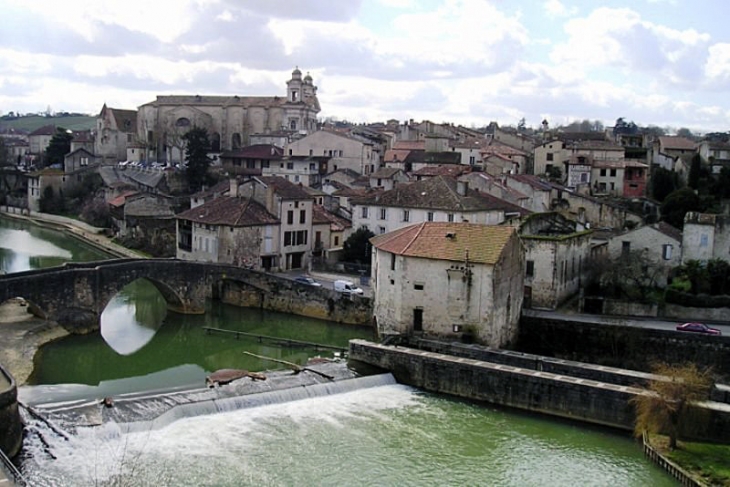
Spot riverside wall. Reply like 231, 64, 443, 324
349, 340, 730, 442
0, 363, 22, 459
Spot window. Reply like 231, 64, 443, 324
622, 241, 631, 256
414, 283, 424, 290
284, 231, 292, 246
427, 212, 434, 222
610, 169, 617, 177
546, 153, 554, 161
361, 207, 369, 218
447, 213, 454, 222
600, 169, 606, 177
300, 210, 306, 224
413, 308, 423, 332
378, 226, 386, 234
309, 149, 313, 156
334, 236, 339, 246
526, 260, 534, 277
403, 210, 410, 222
287, 162, 294, 170
379, 208, 387, 220
662, 244, 673, 260
700, 234, 708, 247
391, 253, 396, 270
469, 156, 476, 165
309, 163, 316, 171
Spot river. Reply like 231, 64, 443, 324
0, 216, 676, 486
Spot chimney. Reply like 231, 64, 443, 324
456, 180, 468, 196
229, 178, 238, 198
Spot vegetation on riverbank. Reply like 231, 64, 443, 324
650, 434, 730, 486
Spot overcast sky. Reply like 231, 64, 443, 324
2, 0, 729, 133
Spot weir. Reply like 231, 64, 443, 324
120, 373, 396, 433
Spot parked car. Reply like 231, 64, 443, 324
294, 276, 321, 287
675, 322, 722, 336
334, 279, 364, 295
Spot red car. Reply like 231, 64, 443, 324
675, 322, 722, 336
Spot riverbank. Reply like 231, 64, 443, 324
0, 206, 143, 259
0, 299, 68, 386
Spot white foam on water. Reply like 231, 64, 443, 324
21, 382, 422, 486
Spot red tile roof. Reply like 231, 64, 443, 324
659, 136, 696, 151
370, 222, 516, 265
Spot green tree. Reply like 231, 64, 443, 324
39, 185, 65, 214
44, 127, 73, 167
342, 227, 375, 263
651, 166, 680, 202
0, 137, 10, 167
706, 258, 730, 295
688, 153, 701, 190
660, 188, 701, 229
183, 126, 212, 193
631, 362, 713, 450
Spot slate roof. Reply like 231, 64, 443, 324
405, 151, 461, 165
124, 167, 165, 188
370, 167, 403, 179
142, 94, 318, 110
257, 176, 314, 200
29, 125, 56, 136
220, 145, 283, 160
508, 174, 553, 191
312, 205, 352, 230
652, 221, 682, 242
659, 136, 696, 151
112, 109, 137, 132
370, 222, 516, 265
352, 175, 529, 215
411, 165, 469, 178
177, 196, 278, 226
191, 180, 230, 199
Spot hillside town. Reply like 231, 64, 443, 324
1, 67, 729, 343
2, 64, 730, 485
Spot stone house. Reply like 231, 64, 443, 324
607, 221, 682, 287
95, 104, 138, 164
484, 122, 537, 153
449, 138, 485, 167
550, 185, 642, 230
650, 136, 696, 170
262, 156, 328, 187
26, 168, 64, 211
457, 172, 530, 210
137, 68, 319, 163
175, 192, 280, 270
28, 125, 56, 159
285, 129, 380, 175
370, 222, 524, 347
590, 160, 624, 196
534, 136, 623, 179
237, 176, 316, 270
519, 213, 593, 309
369, 167, 409, 191
480, 142, 528, 175
219, 144, 284, 177
351, 176, 529, 235
312, 204, 352, 259
503, 174, 553, 213
697, 139, 730, 174
681, 212, 730, 264
622, 160, 649, 198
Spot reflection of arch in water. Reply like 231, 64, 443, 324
98, 276, 186, 318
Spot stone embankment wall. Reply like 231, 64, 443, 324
518, 315, 730, 380
349, 339, 730, 442
218, 274, 372, 325
0, 364, 22, 459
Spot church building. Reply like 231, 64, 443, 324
136, 68, 320, 163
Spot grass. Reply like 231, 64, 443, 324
651, 435, 730, 486
0, 115, 96, 132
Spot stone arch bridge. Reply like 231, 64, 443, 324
0, 259, 371, 331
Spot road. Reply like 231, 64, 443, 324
524, 309, 730, 335
280, 270, 372, 298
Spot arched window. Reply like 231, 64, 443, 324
290, 119, 297, 130
176, 117, 191, 127
231, 133, 241, 150
211, 132, 221, 152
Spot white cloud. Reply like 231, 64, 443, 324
543, 0, 577, 18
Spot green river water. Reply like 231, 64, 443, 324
0, 216, 676, 486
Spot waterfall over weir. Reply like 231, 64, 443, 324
120, 373, 397, 433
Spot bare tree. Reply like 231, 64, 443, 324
631, 362, 713, 450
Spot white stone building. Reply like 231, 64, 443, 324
352, 176, 528, 236
285, 129, 381, 175
681, 212, 730, 264
370, 222, 524, 347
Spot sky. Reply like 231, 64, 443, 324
1, 0, 730, 133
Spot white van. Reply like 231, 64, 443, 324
334, 279, 364, 295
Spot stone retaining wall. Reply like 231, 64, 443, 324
349, 340, 730, 443
0, 363, 22, 459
